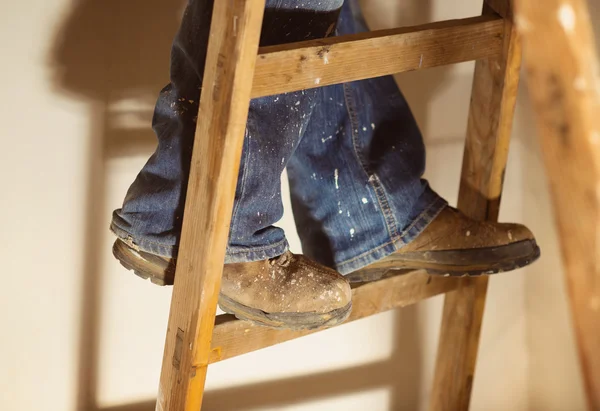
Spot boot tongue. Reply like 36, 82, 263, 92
269, 251, 292, 268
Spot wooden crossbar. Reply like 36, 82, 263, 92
209, 271, 460, 364
252, 14, 505, 98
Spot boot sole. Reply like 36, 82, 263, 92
218, 294, 352, 331
113, 240, 352, 330
113, 240, 174, 286
346, 239, 541, 283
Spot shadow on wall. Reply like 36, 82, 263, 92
50, 1, 183, 410
77, 304, 422, 411
49, 0, 427, 410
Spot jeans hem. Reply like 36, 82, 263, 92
225, 239, 289, 263
110, 220, 288, 263
110, 221, 177, 258
336, 196, 447, 275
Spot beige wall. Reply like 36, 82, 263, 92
0, 0, 591, 410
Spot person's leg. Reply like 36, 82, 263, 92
288, 0, 445, 272
287, 0, 539, 278
111, 0, 342, 262
111, 0, 352, 329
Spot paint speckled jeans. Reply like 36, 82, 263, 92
110, 0, 447, 274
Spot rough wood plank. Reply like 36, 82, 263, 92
429, 1, 522, 410
209, 271, 459, 364
156, 1, 265, 410
251, 15, 504, 98
515, 0, 600, 408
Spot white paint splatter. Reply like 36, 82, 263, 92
321, 135, 333, 143
558, 4, 576, 33
334, 169, 339, 189
466, 230, 471, 237
295, 101, 301, 106
314, 77, 321, 85
371, 123, 376, 130
362, 126, 367, 131
323, 54, 329, 65
361, 198, 368, 204
419, 54, 424, 68
508, 231, 513, 241
350, 228, 355, 238
282, 157, 285, 164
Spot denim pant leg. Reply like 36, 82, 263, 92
286, 0, 447, 274
110, 0, 344, 260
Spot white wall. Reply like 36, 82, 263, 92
0, 0, 589, 410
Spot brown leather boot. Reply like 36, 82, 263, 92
113, 240, 352, 330
347, 206, 541, 283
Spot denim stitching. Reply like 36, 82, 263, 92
226, 237, 289, 254
112, 222, 289, 258
336, 196, 446, 270
337, 201, 444, 272
111, 222, 176, 248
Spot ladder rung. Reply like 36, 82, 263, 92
252, 14, 504, 98
209, 271, 459, 363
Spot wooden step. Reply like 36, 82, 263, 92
209, 271, 459, 364
252, 14, 504, 98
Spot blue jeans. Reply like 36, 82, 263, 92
110, 0, 447, 275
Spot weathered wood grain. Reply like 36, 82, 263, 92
209, 271, 460, 364
515, 0, 600, 408
252, 15, 504, 98
429, 1, 522, 410
157, 1, 266, 410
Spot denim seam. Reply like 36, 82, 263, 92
397, 196, 446, 241
343, 83, 399, 239
110, 221, 177, 248
229, 127, 251, 240
111, 220, 289, 260
224, 240, 289, 264
226, 237, 289, 254
336, 196, 446, 270
366, 174, 400, 239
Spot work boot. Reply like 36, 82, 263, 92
347, 206, 541, 283
112, 240, 352, 330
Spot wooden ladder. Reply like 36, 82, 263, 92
155, 0, 600, 410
